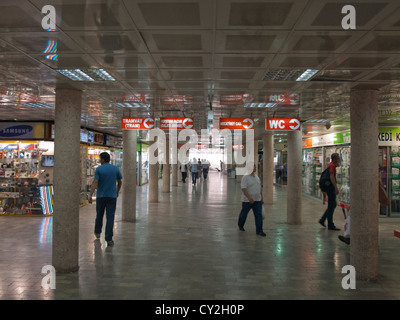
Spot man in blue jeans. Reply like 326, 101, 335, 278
238, 162, 266, 237
88, 152, 122, 246
319, 153, 340, 231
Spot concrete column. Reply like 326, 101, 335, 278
350, 89, 379, 280
171, 134, 178, 186
263, 133, 274, 204
122, 130, 136, 221
148, 139, 158, 202
163, 137, 170, 192
53, 88, 81, 272
254, 138, 259, 176
286, 130, 302, 224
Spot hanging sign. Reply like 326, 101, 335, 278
220, 94, 254, 105
121, 117, 155, 130
265, 118, 301, 131
160, 95, 193, 105
266, 93, 301, 106
122, 94, 153, 104
219, 118, 254, 130
160, 117, 194, 129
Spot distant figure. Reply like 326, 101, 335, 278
220, 160, 224, 172
180, 162, 188, 183
202, 159, 210, 179
189, 157, 198, 185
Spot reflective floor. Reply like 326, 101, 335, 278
1, 171, 400, 300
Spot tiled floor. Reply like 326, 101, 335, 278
1, 171, 400, 300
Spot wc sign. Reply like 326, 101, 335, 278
266, 118, 301, 131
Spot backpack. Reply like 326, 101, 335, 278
319, 167, 333, 192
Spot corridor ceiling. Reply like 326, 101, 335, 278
1, 0, 400, 140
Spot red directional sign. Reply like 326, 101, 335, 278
219, 118, 254, 130
265, 118, 301, 131
266, 93, 300, 106
160, 117, 194, 129
121, 117, 155, 129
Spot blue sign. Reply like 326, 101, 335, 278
0, 125, 33, 138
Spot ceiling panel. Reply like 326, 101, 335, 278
0, 0, 399, 140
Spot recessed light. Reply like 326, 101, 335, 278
296, 69, 319, 81
56, 68, 115, 81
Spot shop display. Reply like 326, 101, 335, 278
0, 142, 44, 215
389, 147, 400, 212
302, 147, 323, 198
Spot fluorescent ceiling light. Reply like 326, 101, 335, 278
244, 103, 277, 108
22, 102, 54, 108
305, 119, 330, 123
57, 69, 94, 81
113, 102, 150, 108
296, 69, 319, 81
86, 69, 115, 81
56, 68, 115, 81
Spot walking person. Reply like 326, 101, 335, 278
238, 162, 266, 237
202, 159, 209, 179
189, 157, 198, 185
88, 152, 122, 246
180, 161, 188, 183
319, 153, 340, 231
197, 158, 202, 180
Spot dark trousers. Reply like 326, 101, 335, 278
321, 190, 337, 228
238, 201, 263, 233
181, 172, 187, 182
203, 169, 209, 179
192, 172, 197, 184
95, 197, 117, 241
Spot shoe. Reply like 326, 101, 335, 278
318, 219, 326, 228
238, 226, 245, 231
256, 232, 266, 237
338, 235, 350, 244
107, 240, 114, 246
94, 233, 100, 239
328, 226, 340, 231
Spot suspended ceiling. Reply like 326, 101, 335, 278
1, 0, 400, 141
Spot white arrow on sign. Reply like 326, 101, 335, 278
242, 118, 254, 129
289, 118, 300, 130
143, 118, 154, 129
182, 118, 194, 129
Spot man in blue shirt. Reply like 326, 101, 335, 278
88, 152, 122, 246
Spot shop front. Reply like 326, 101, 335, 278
378, 127, 400, 217
0, 122, 54, 216
302, 131, 351, 208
